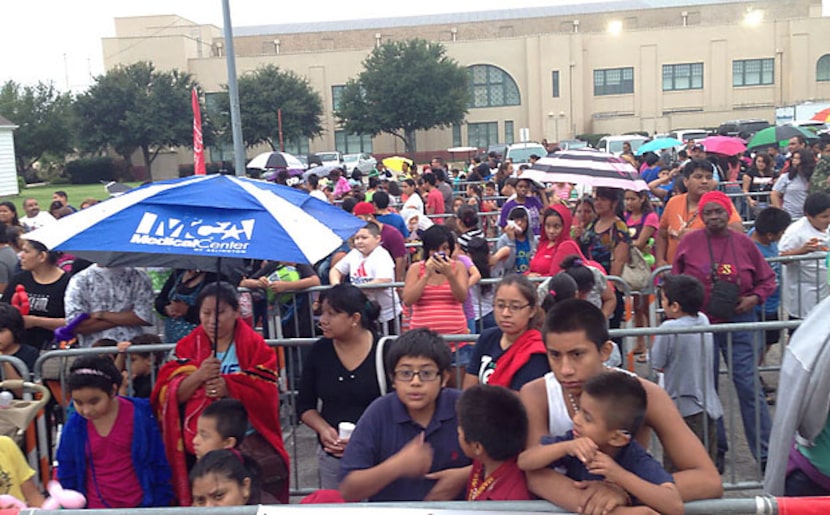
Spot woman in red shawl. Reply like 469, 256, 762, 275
527, 204, 585, 277
462, 275, 549, 391
151, 282, 289, 505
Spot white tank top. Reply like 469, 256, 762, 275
545, 367, 638, 437
545, 372, 573, 437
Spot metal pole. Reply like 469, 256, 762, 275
222, 0, 247, 177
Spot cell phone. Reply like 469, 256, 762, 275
436, 252, 447, 260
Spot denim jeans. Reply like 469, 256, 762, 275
713, 311, 771, 463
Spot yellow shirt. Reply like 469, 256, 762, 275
0, 435, 35, 502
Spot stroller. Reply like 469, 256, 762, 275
0, 379, 52, 487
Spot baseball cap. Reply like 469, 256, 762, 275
352, 202, 376, 216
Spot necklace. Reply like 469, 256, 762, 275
567, 392, 579, 414
467, 464, 497, 501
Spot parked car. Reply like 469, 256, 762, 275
786, 120, 828, 133
596, 135, 649, 156
506, 142, 547, 168
343, 153, 377, 174
315, 151, 343, 167
668, 129, 710, 144
558, 139, 589, 151
717, 119, 770, 140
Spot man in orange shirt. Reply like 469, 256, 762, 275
656, 159, 744, 267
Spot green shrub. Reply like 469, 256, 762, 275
50, 176, 71, 185
65, 157, 114, 184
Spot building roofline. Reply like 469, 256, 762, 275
232, 0, 756, 36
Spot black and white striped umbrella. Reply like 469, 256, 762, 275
520, 149, 648, 191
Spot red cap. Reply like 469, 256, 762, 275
353, 202, 376, 216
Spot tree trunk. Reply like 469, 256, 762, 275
141, 145, 154, 182
404, 129, 417, 154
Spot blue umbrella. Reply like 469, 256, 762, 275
27, 174, 364, 269
635, 138, 684, 156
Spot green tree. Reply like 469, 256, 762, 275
215, 65, 324, 150
74, 61, 206, 180
335, 39, 469, 153
0, 80, 74, 176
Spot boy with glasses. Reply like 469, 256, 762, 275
339, 329, 471, 501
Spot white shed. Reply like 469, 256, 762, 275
0, 115, 19, 196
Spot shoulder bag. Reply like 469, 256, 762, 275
705, 234, 740, 320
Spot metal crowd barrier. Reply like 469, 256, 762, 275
30, 321, 796, 497
611, 319, 800, 491
20, 496, 782, 514
0, 355, 43, 481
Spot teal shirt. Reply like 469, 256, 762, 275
798, 412, 830, 478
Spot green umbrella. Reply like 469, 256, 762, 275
747, 125, 818, 150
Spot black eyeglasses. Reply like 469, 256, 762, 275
393, 368, 440, 382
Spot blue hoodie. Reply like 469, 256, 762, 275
56, 396, 173, 507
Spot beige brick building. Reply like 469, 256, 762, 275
102, 0, 830, 175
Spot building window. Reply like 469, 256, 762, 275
593, 67, 634, 96
452, 124, 462, 148
662, 63, 703, 91
468, 122, 499, 148
467, 65, 521, 108
552, 71, 560, 97
732, 58, 774, 87
334, 131, 373, 154
818, 54, 830, 82
283, 137, 309, 156
504, 121, 514, 145
331, 85, 346, 111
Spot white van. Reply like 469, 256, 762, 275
596, 135, 648, 156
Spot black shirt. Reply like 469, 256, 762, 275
296, 335, 390, 453
3, 271, 71, 350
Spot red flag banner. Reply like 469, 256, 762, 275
191, 88, 206, 175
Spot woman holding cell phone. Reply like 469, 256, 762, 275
402, 225, 470, 372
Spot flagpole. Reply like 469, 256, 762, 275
222, 0, 247, 177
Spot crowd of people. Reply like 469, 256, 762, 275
0, 133, 827, 509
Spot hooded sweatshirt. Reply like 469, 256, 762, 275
528, 204, 586, 276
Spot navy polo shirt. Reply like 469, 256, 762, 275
339, 388, 471, 501
542, 431, 673, 505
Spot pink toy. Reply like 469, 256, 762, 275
0, 481, 86, 510
42, 481, 86, 510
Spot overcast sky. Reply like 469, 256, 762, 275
2, 0, 607, 93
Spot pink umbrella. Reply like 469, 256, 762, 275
700, 135, 747, 156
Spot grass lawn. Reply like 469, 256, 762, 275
1, 183, 142, 212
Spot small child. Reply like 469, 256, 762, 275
779, 191, 830, 319
0, 435, 45, 507
749, 208, 792, 379
457, 384, 531, 501
518, 371, 683, 515
56, 355, 173, 508
193, 398, 248, 459
190, 449, 262, 507
0, 304, 39, 381
339, 328, 471, 502
115, 333, 163, 398
651, 274, 723, 469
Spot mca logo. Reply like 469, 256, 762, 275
131, 212, 255, 253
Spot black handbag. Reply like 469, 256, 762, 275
705, 234, 740, 320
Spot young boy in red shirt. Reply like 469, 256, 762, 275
457, 384, 532, 501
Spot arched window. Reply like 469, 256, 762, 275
818, 54, 830, 82
467, 65, 521, 108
